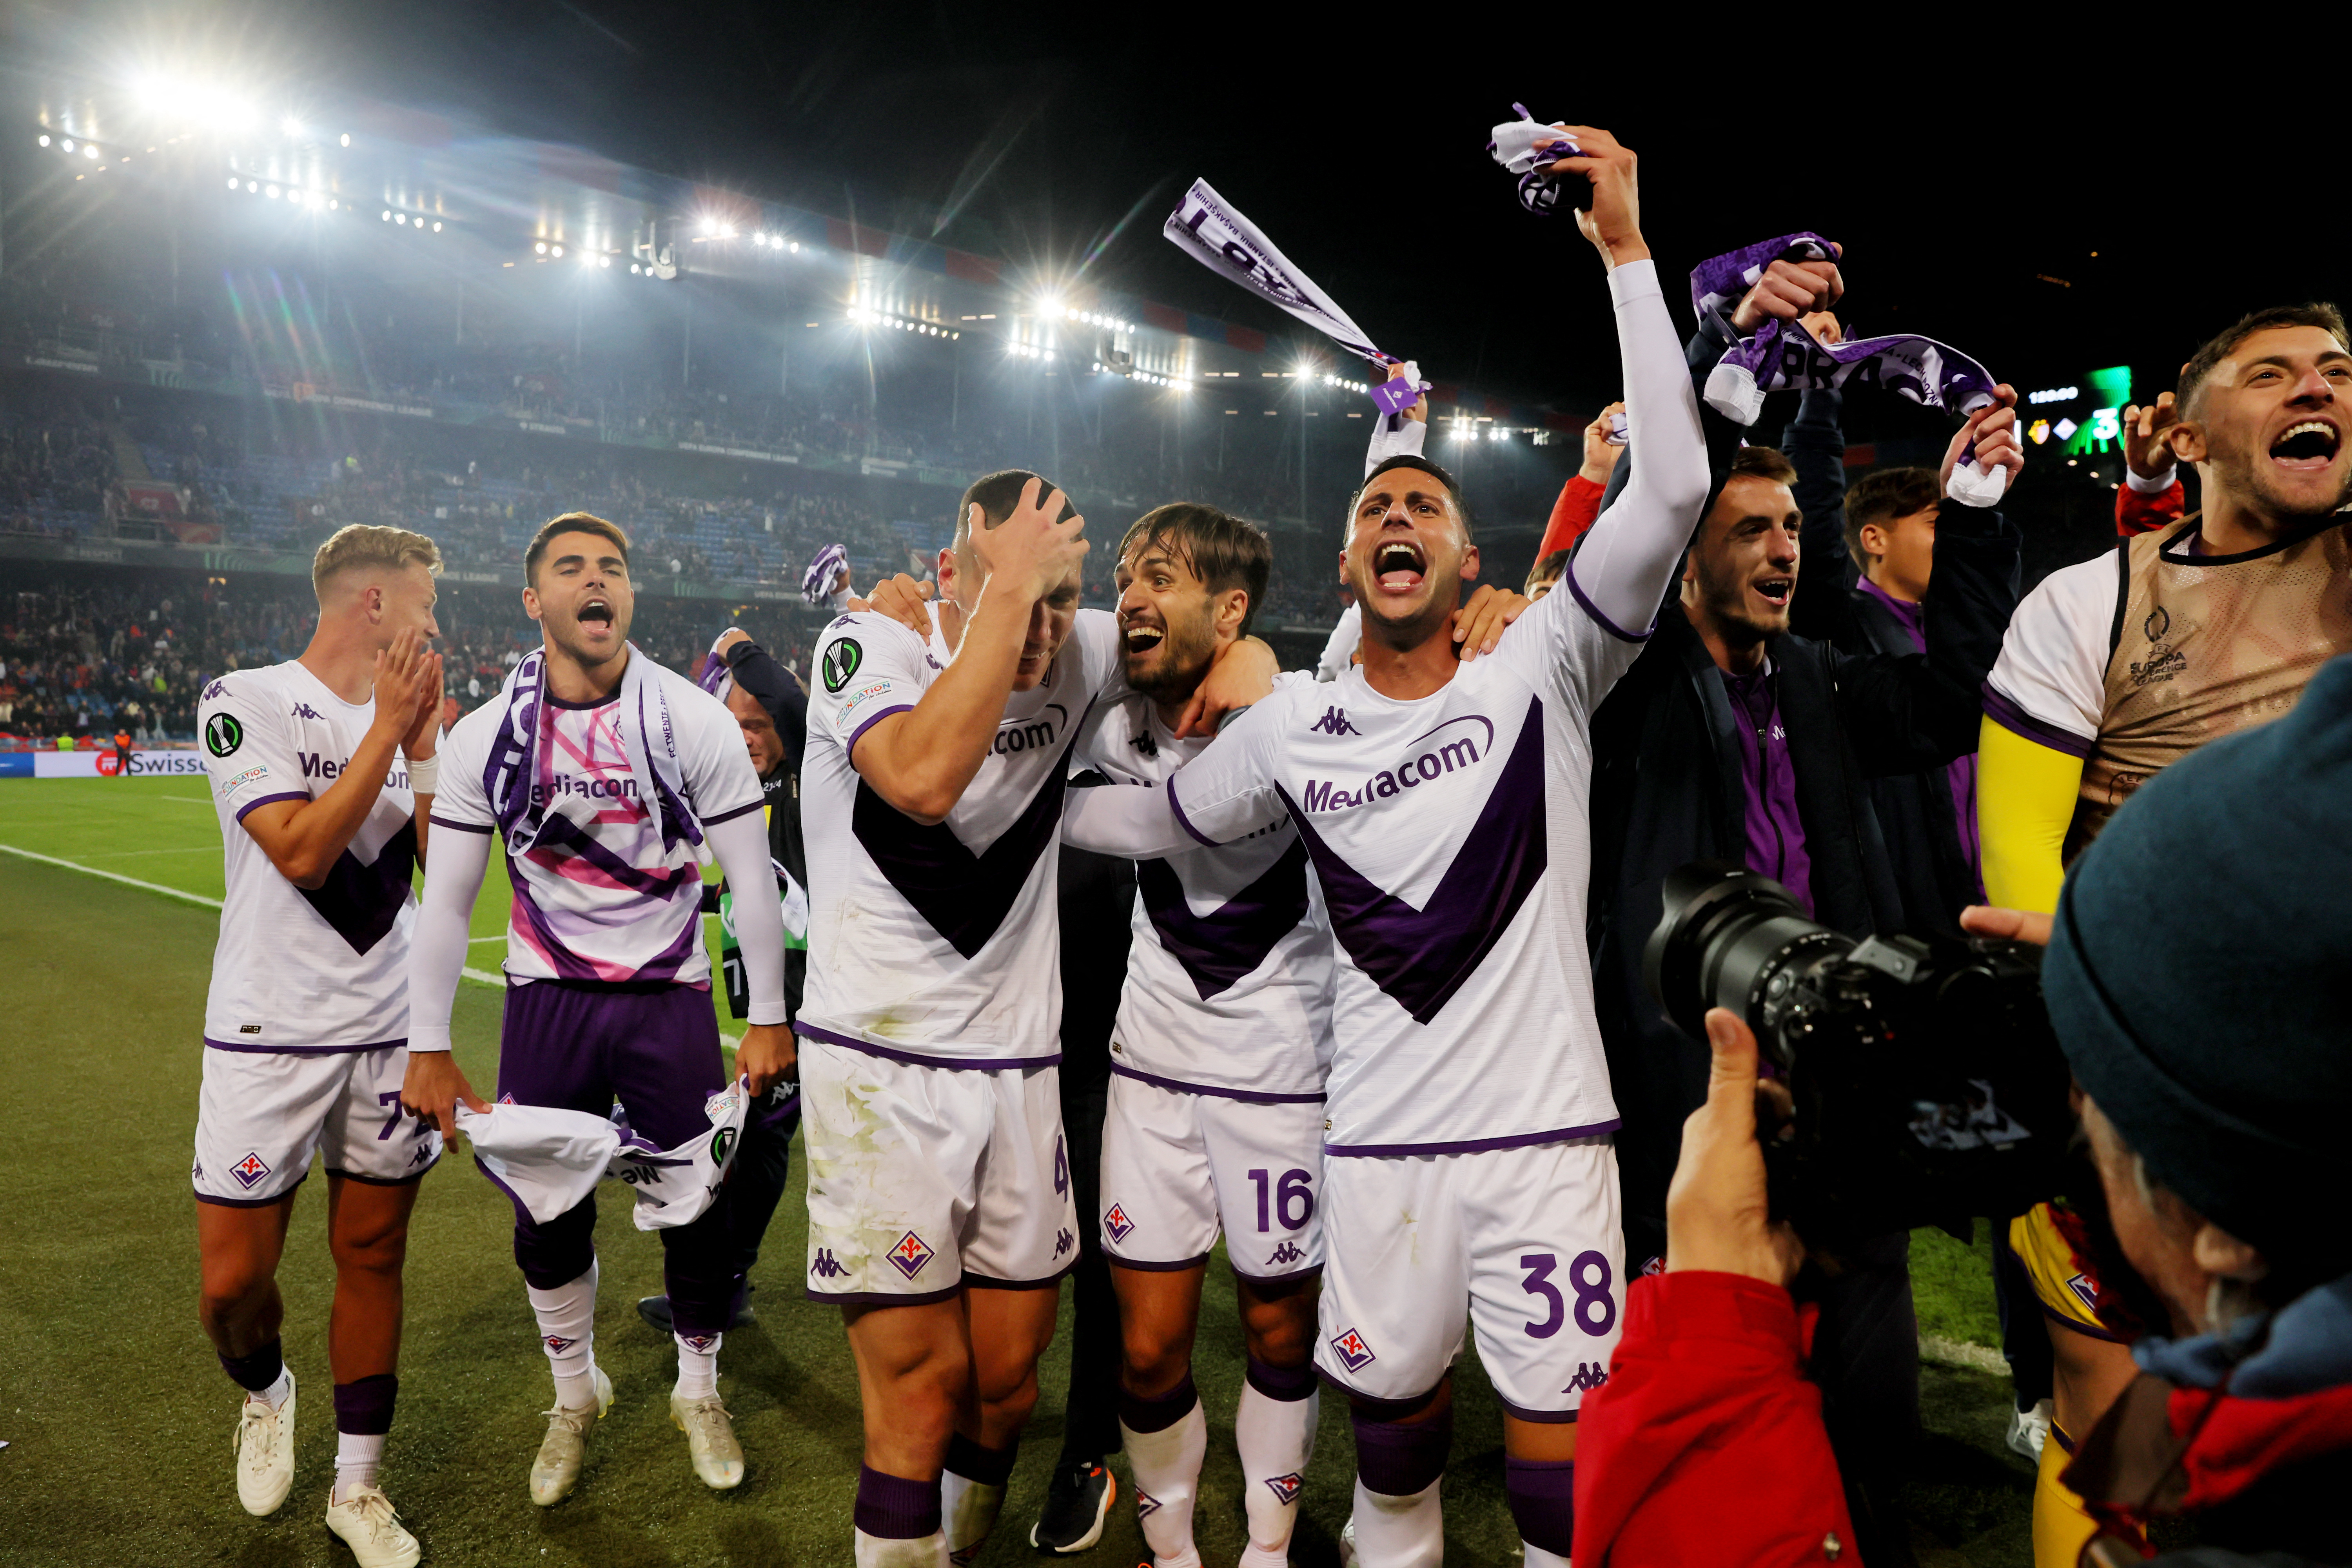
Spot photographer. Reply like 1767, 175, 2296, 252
1575, 656, 2352, 1568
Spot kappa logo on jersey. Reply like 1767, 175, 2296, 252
543, 1334, 577, 1354
1309, 706, 1359, 737
191, 1158, 205, 1181
1263, 1472, 1305, 1505
810, 1248, 848, 1279
887, 1231, 935, 1280
1134, 1489, 1162, 1519
1266, 1240, 1308, 1268
204, 712, 245, 757
1301, 713, 1493, 813
1054, 1228, 1075, 1259
290, 702, 326, 721
1103, 1203, 1136, 1243
1329, 1327, 1377, 1372
821, 638, 863, 693
229, 1151, 272, 1189
203, 679, 226, 702
1566, 1362, 1610, 1394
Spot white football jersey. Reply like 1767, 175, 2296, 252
1167, 587, 1642, 1153
1075, 687, 1332, 1100
198, 661, 419, 1050
431, 657, 763, 987
458, 1080, 746, 1230
798, 603, 1125, 1065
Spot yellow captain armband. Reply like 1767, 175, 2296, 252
1976, 716, 2085, 917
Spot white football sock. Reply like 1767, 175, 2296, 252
526, 1260, 599, 1409
1522, 1544, 1570, 1568
249, 1366, 294, 1411
1351, 1474, 1443, 1568
1122, 1398, 1208, 1567
1238, 1381, 1318, 1560
854, 1527, 949, 1567
333, 1431, 386, 1501
673, 1330, 720, 1400
940, 1470, 1006, 1566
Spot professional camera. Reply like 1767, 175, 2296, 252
1643, 862, 2071, 1240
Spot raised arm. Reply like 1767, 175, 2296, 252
853, 477, 1087, 823
1783, 383, 1863, 647
398, 817, 491, 1131
1553, 128, 1711, 638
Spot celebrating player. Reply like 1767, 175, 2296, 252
401, 513, 793, 1505
795, 471, 1274, 1568
1078, 128, 1708, 1568
194, 524, 446, 1568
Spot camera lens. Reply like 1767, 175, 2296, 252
1642, 862, 1849, 1050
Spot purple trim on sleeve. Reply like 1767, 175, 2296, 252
1167, 775, 1222, 848
204, 1036, 407, 1056
845, 703, 915, 763
233, 791, 309, 822
1323, 1118, 1620, 1158
701, 797, 764, 827
428, 814, 495, 834
1562, 559, 1656, 644
1493, 1395, 1583, 1425
1105, 1251, 1216, 1273
964, 1256, 1081, 1290
1981, 682, 2095, 760
1111, 1062, 1324, 1105
794, 1022, 1062, 1073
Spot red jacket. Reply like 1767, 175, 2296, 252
1574, 1272, 1859, 1566
2117, 476, 2185, 536
1539, 474, 1609, 558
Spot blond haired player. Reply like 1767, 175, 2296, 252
194, 524, 446, 1568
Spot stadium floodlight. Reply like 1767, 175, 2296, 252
266, 184, 279, 198
61, 138, 74, 152
630, 262, 641, 274
551, 244, 564, 257
394, 211, 405, 223
381, 208, 390, 220
788, 240, 800, 254
247, 180, 258, 192
37, 134, 49, 147
340, 132, 350, 147
227, 175, 239, 189
598, 254, 610, 268
83, 143, 99, 160
279, 115, 302, 138
329, 199, 338, 210
534, 240, 547, 254
431, 220, 441, 232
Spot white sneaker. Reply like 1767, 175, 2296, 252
530, 1365, 614, 1507
325, 1482, 422, 1568
669, 1388, 745, 1490
1338, 1518, 1358, 1568
234, 1367, 297, 1517
2007, 1397, 2053, 1461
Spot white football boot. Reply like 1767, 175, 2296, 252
234, 1367, 297, 1517
529, 1364, 614, 1506
670, 1389, 746, 1490
324, 1481, 422, 1568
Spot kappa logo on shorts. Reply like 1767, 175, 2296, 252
1054, 1228, 1075, 1259
191, 1158, 205, 1181
543, 1334, 577, 1354
1263, 1472, 1305, 1505
810, 1248, 848, 1280
1329, 1327, 1377, 1372
1103, 1203, 1136, 1243
1134, 1488, 1162, 1519
1565, 1361, 1610, 1394
887, 1231, 935, 1280
229, 1151, 272, 1189
1267, 1240, 1307, 1268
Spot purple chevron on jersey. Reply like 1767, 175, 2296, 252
296, 819, 417, 955
1136, 837, 1311, 1000
1279, 696, 1547, 1025
850, 709, 1087, 958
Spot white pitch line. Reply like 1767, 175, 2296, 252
0, 842, 503, 987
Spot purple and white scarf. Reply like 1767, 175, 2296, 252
1692, 233, 2010, 503
1487, 105, 1582, 216
481, 644, 701, 857
801, 542, 848, 606
1164, 178, 1428, 417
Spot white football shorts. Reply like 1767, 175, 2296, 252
1313, 1136, 1624, 1421
192, 1044, 442, 1206
1098, 1069, 1325, 1281
800, 1039, 1078, 1303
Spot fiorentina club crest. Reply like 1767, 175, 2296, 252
543, 1334, 576, 1354
887, 1231, 935, 1280
1104, 1203, 1136, 1243
1329, 1327, 1377, 1373
229, 1151, 272, 1189
1134, 1488, 1161, 1519
1264, 1472, 1305, 1505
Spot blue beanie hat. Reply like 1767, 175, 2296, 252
2043, 653, 2352, 1278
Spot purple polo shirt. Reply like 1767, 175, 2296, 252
1721, 662, 1813, 916
1857, 576, 1984, 899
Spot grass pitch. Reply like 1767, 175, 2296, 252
0, 777, 2037, 1566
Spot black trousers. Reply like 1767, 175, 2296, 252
1055, 843, 1134, 1462
730, 1079, 802, 1283
1797, 1232, 1921, 1568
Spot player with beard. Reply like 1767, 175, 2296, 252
1978, 303, 2352, 1567
401, 513, 793, 1507
1065, 128, 1709, 1568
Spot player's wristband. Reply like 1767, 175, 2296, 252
407, 752, 439, 796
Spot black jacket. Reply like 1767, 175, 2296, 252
1584, 345, 2022, 1268
717, 638, 809, 1021
1784, 387, 2014, 935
